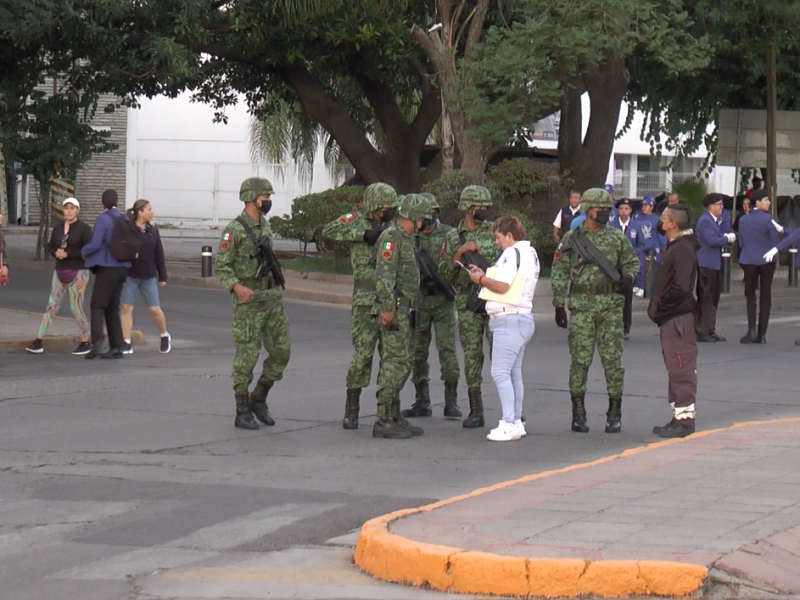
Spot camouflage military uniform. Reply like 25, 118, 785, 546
453, 186, 501, 428
402, 212, 462, 417
322, 183, 398, 429
372, 194, 430, 439
551, 188, 639, 433
217, 178, 291, 429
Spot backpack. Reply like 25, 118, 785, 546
105, 212, 141, 261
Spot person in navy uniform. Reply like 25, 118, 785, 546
633, 195, 666, 296
603, 184, 619, 226
611, 198, 638, 340
737, 189, 784, 344
552, 190, 582, 243
695, 194, 737, 343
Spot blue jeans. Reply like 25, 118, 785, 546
488, 313, 535, 424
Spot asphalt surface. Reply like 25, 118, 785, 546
1, 268, 800, 599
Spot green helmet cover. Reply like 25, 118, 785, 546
580, 188, 613, 212
363, 183, 398, 213
420, 192, 439, 209
239, 177, 274, 203
397, 194, 432, 221
458, 185, 492, 210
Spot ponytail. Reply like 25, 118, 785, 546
129, 199, 150, 223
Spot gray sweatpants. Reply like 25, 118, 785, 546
659, 312, 698, 424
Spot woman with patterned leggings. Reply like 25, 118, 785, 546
26, 197, 94, 355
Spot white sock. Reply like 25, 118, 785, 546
124, 339, 131, 344
161, 332, 169, 338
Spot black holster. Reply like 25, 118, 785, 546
398, 305, 421, 330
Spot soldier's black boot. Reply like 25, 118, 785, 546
401, 382, 432, 417
249, 381, 275, 426
84, 342, 104, 360
234, 393, 259, 430
605, 397, 622, 433
343, 388, 361, 430
443, 381, 462, 418
462, 387, 485, 428
393, 398, 424, 436
571, 395, 589, 433
373, 404, 412, 439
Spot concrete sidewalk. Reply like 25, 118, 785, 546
355, 419, 800, 598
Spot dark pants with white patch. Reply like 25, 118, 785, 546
659, 312, 698, 426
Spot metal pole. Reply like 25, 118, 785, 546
721, 248, 732, 294
789, 247, 798, 287
767, 40, 778, 219
201, 245, 213, 278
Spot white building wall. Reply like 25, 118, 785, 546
125, 93, 336, 226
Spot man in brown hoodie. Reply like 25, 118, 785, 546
647, 205, 700, 438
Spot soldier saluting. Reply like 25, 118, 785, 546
217, 178, 291, 430
322, 183, 398, 430
551, 188, 639, 434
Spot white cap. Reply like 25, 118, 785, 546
63, 197, 80, 208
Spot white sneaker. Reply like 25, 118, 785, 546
633, 287, 644, 298
515, 419, 527, 437
486, 421, 521, 442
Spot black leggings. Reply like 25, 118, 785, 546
742, 262, 776, 337
90, 267, 127, 348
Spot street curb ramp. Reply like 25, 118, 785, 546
352, 423, 800, 597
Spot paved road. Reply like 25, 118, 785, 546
1, 268, 800, 599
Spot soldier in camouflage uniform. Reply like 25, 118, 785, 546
322, 183, 398, 429
551, 188, 640, 434
216, 178, 291, 430
452, 185, 501, 428
402, 193, 462, 418
372, 194, 431, 439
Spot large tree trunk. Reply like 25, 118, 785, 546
282, 64, 439, 193
558, 56, 630, 192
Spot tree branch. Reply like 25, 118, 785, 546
464, 0, 490, 64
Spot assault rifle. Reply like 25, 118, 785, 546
415, 241, 456, 302
570, 229, 621, 285
236, 216, 286, 289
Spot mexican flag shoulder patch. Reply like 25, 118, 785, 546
380, 241, 394, 260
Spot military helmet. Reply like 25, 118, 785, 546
363, 183, 398, 213
420, 192, 439, 209
580, 188, 613, 212
458, 185, 492, 210
397, 194, 432, 221
239, 177, 274, 203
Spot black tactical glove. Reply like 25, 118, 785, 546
555, 306, 568, 329
616, 275, 633, 297
363, 229, 382, 246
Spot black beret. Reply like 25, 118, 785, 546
615, 197, 632, 208
750, 189, 770, 203
702, 193, 724, 207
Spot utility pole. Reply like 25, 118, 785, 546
766, 37, 778, 218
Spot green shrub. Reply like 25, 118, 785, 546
271, 186, 364, 254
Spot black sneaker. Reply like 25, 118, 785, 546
160, 333, 171, 354
657, 420, 695, 438
122, 342, 134, 355
72, 341, 92, 355
26, 339, 44, 354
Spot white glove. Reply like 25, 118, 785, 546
772, 219, 784, 234
724, 232, 737, 244
763, 247, 779, 262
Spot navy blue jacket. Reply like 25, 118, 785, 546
611, 217, 639, 251
633, 213, 666, 253
695, 211, 728, 270
775, 227, 800, 252
738, 209, 781, 265
83, 207, 132, 269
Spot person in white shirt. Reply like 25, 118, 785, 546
552, 191, 582, 243
467, 216, 540, 442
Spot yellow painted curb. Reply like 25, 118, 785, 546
354, 418, 800, 598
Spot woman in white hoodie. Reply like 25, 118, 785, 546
468, 216, 540, 441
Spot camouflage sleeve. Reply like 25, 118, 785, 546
619, 232, 641, 280
375, 231, 399, 313
322, 212, 370, 242
215, 224, 239, 292
551, 232, 573, 306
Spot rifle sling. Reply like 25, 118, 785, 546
572, 230, 621, 284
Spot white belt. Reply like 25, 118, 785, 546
488, 308, 530, 318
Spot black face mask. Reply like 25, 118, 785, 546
472, 209, 488, 222
381, 208, 396, 223
656, 221, 666, 235
432, 210, 440, 222
419, 218, 435, 232
259, 200, 272, 215
593, 210, 610, 226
